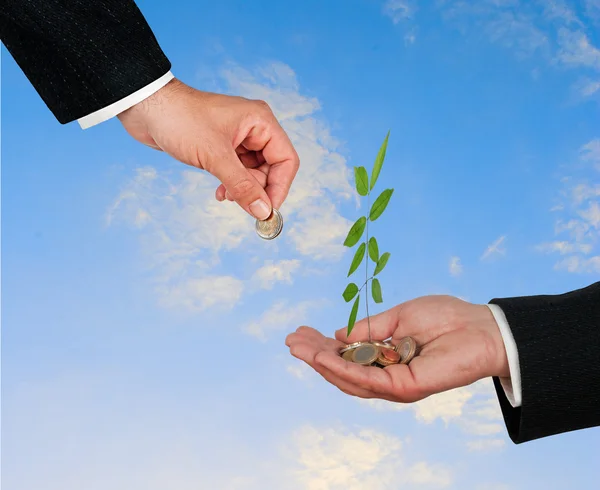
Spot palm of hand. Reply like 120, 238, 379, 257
285, 295, 507, 403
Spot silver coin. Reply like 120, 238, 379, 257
395, 336, 417, 364
351, 344, 380, 365
255, 208, 283, 240
339, 341, 367, 354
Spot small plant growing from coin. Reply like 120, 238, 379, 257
342, 131, 394, 340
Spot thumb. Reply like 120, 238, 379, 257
206, 149, 272, 220
334, 306, 400, 343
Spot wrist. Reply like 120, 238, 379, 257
473, 303, 511, 379
117, 78, 186, 123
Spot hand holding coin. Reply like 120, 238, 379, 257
285, 295, 510, 403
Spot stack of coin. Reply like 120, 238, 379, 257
255, 208, 283, 240
339, 337, 418, 368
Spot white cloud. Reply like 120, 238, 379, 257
574, 77, 600, 98
459, 421, 504, 436
541, 0, 582, 26
581, 139, 600, 169
288, 424, 452, 489
109, 61, 356, 310
536, 241, 593, 255
437, 1, 548, 59
252, 259, 301, 289
481, 236, 507, 260
244, 299, 326, 341
449, 256, 463, 276
434, 1, 600, 101
475, 484, 511, 490
538, 139, 600, 273
556, 28, 600, 71
6, 374, 456, 490
383, 0, 417, 23
586, 0, 600, 23
359, 384, 474, 424
484, 10, 548, 58
358, 379, 506, 451
286, 361, 316, 381
157, 275, 245, 312
554, 255, 600, 273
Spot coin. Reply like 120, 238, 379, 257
395, 336, 417, 364
351, 343, 380, 365
339, 341, 366, 354
342, 349, 355, 361
371, 340, 395, 350
255, 208, 283, 240
377, 347, 401, 366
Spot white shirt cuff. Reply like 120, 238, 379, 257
77, 71, 175, 129
486, 303, 522, 408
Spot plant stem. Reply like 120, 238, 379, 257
365, 191, 371, 343
358, 276, 374, 293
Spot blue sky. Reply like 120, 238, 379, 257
2, 0, 599, 488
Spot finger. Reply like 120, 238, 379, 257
312, 361, 394, 400
215, 185, 226, 201
285, 326, 345, 353
241, 112, 300, 210
286, 332, 401, 401
316, 350, 424, 402
335, 306, 400, 344
287, 339, 381, 399
205, 149, 272, 220
238, 151, 262, 169
216, 167, 269, 202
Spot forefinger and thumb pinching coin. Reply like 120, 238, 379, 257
255, 208, 283, 240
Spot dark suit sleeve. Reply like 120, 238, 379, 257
0, 0, 171, 124
489, 281, 600, 443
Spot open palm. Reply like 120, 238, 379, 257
285, 295, 509, 403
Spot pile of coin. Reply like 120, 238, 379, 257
339, 337, 418, 368
255, 208, 284, 240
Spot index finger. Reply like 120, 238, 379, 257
241, 115, 299, 210
263, 123, 300, 209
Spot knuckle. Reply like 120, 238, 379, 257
254, 99, 271, 111
228, 178, 256, 200
252, 99, 275, 119
290, 149, 300, 169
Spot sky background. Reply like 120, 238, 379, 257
2, 0, 600, 489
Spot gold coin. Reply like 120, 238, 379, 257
351, 344, 380, 365
371, 340, 395, 351
342, 349, 355, 361
395, 336, 417, 364
255, 208, 283, 240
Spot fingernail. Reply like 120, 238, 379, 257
250, 199, 271, 220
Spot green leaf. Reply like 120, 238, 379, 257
342, 283, 359, 302
347, 294, 360, 336
354, 166, 369, 196
368, 237, 379, 262
369, 189, 394, 221
370, 131, 390, 191
347, 242, 366, 276
372, 278, 383, 303
343, 216, 367, 247
374, 252, 390, 276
